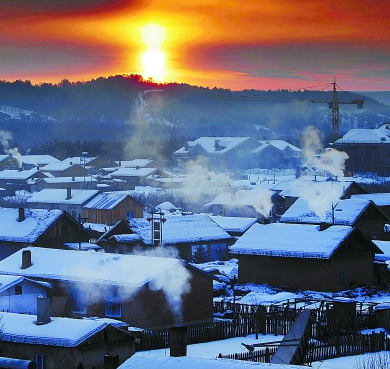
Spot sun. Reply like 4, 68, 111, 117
140, 24, 168, 82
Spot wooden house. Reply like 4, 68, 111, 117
0, 247, 214, 330
98, 215, 234, 263
32, 176, 98, 191
0, 155, 20, 170
209, 216, 258, 237
116, 159, 162, 169
0, 310, 135, 369
280, 198, 390, 241
110, 167, 169, 187
230, 223, 382, 292
82, 192, 144, 224
62, 156, 115, 172
0, 168, 48, 195
20, 154, 60, 170
0, 207, 94, 260
40, 162, 88, 177
26, 188, 99, 219
351, 193, 390, 219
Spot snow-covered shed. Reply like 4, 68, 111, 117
0, 207, 93, 260
230, 223, 382, 291
0, 247, 214, 329
0, 311, 135, 369
280, 198, 390, 241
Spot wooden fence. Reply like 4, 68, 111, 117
131, 301, 378, 352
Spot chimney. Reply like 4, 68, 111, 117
319, 222, 330, 231
214, 139, 221, 151
72, 176, 75, 181
135, 166, 140, 170
66, 187, 72, 200
21, 250, 32, 269
169, 327, 187, 357
230, 191, 236, 202
18, 207, 25, 222
69, 161, 73, 165
36, 296, 51, 325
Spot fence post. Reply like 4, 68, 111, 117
265, 347, 270, 363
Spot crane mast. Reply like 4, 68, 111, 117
210, 78, 364, 144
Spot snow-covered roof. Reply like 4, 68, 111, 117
174, 137, 254, 155
280, 198, 373, 225
351, 193, 390, 207
156, 202, 178, 211
83, 192, 129, 210
230, 223, 354, 259
130, 215, 232, 245
0, 312, 128, 347
209, 216, 258, 233
0, 247, 186, 287
61, 156, 98, 165
109, 234, 142, 242
21, 155, 60, 166
119, 352, 303, 369
42, 176, 97, 184
252, 140, 302, 154
116, 159, 157, 168
110, 167, 159, 177
0, 275, 52, 293
335, 127, 390, 144
0, 207, 63, 243
0, 168, 40, 180
27, 188, 99, 205
278, 180, 354, 198
40, 162, 84, 172
373, 240, 390, 261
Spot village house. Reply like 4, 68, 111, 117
26, 188, 99, 219
250, 140, 302, 169
173, 137, 261, 170
334, 123, 390, 176
280, 198, 390, 241
0, 309, 135, 369
31, 176, 98, 191
230, 223, 382, 292
20, 154, 60, 170
40, 162, 88, 177
0, 154, 21, 170
0, 207, 93, 260
0, 247, 214, 330
0, 168, 48, 195
82, 192, 144, 225
351, 193, 390, 219
110, 167, 169, 187
0, 275, 53, 314
115, 159, 162, 169
204, 186, 277, 222
272, 179, 369, 212
98, 215, 234, 262
62, 156, 115, 172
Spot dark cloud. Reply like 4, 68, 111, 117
1, 0, 148, 17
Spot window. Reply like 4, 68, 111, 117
36, 354, 55, 369
105, 287, 122, 318
15, 285, 22, 295
70, 285, 86, 314
338, 271, 346, 288
126, 211, 134, 219
68, 206, 77, 218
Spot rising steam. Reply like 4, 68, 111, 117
0, 130, 22, 167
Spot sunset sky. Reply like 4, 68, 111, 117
1, 0, 389, 91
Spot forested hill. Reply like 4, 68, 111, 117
0, 75, 389, 151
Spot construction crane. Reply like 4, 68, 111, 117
210, 77, 364, 143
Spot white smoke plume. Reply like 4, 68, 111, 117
301, 125, 349, 179
295, 125, 349, 220
74, 247, 192, 326
0, 130, 22, 168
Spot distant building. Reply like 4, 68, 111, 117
334, 123, 390, 176
21, 154, 60, 170
173, 137, 301, 170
